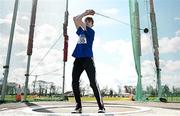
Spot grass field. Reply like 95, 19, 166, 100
4, 95, 131, 102
3, 95, 180, 103
68, 96, 131, 102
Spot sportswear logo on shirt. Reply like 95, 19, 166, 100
78, 34, 87, 44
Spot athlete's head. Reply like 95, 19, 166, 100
85, 17, 94, 28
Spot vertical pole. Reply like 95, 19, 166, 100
149, 0, 162, 98
129, 0, 143, 101
24, 56, 31, 101
62, 0, 69, 95
134, 0, 142, 101
62, 62, 66, 94
24, 0, 38, 101
1, 0, 19, 101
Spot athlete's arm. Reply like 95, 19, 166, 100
73, 10, 95, 30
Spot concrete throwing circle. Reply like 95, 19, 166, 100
22, 104, 151, 116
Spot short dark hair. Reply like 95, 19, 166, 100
85, 17, 94, 25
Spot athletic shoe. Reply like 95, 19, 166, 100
71, 106, 82, 113
98, 107, 105, 113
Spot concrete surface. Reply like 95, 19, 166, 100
0, 101, 180, 116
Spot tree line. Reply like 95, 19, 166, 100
1, 78, 180, 98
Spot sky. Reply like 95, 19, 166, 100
0, 0, 180, 93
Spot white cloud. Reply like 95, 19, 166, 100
0, 22, 65, 87
174, 17, 180, 21
11, 68, 26, 83
91, 38, 137, 90
26, 24, 64, 75
21, 16, 29, 21
159, 36, 180, 54
99, 39, 132, 56
5, 13, 13, 20
161, 60, 180, 72
176, 30, 180, 36
162, 74, 180, 89
0, 35, 9, 48
101, 8, 119, 16
0, 56, 3, 68
95, 61, 137, 91
0, 13, 25, 32
95, 8, 129, 26
141, 60, 156, 88
15, 50, 26, 57
141, 59, 180, 88
142, 60, 155, 76
14, 31, 28, 46
101, 40, 123, 53
0, 28, 28, 48
142, 59, 180, 75
141, 33, 153, 55
141, 31, 180, 54
34, 24, 60, 48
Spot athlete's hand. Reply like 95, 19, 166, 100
84, 9, 95, 16
88, 9, 95, 15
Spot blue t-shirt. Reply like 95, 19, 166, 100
72, 26, 95, 58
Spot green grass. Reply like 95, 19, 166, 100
147, 96, 180, 102
3, 95, 180, 103
165, 96, 180, 102
63, 96, 131, 102
4, 95, 65, 102
4, 95, 131, 102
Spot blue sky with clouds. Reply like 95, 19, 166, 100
0, 0, 180, 93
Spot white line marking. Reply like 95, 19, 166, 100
20, 104, 151, 116
0, 108, 8, 111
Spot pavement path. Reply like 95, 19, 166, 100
0, 101, 180, 116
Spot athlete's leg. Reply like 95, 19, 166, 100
84, 58, 104, 109
72, 59, 84, 108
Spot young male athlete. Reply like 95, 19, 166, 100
72, 9, 105, 113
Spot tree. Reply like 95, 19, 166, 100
124, 86, 135, 94
109, 89, 113, 97
79, 79, 86, 96
49, 82, 55, 97
162, 84, 170, 97
172, 86, 176, 94
36, 80, 47, 96
100, 86, 109, 96
117, 84, 122, 96
54, 86, 61, 95
85, 84, 91, 96
146, 85, 156, 97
